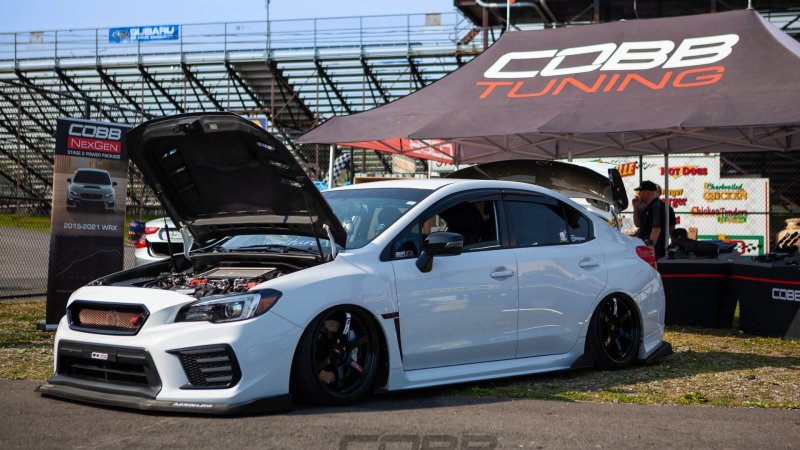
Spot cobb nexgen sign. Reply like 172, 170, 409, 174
476, 34, 738, 99
66, 123, 123, 157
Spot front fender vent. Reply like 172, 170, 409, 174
168, 345, 241, 389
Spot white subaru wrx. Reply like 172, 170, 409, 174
39, 112, 670, 414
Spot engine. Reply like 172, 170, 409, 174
143, 266, 283, 298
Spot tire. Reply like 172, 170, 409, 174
587, 295, 641, 369
292, 306, 381, 405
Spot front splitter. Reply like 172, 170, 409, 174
37, 382, 291, 415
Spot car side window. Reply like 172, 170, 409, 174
563, 205, 593, 243
506, 201, 567, 247
391, 221, 422, 259
507, 200, 593, 247
390, 199, 500, 259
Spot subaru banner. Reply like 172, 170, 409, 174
109, 24, 179, 43
43, 117, 131, 328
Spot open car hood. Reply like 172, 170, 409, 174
126, 113, 346, 248
448, 160, 628, 211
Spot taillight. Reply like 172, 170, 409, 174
144, 226, 159, 235
135, 237, 148, 249
636, 246, 658, 270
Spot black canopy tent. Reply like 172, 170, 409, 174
299, 10, 800, 334
298, 9, 800, 161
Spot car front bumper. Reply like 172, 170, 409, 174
43, 307, 302, 414
37, 382, 291, 415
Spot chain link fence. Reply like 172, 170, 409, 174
2, 77, 800, 298
573, 153, 800, 257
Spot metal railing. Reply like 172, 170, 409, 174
0, 12, 483, 69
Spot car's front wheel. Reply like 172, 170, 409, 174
292, 306, 381, 405
587, 295, 641, 369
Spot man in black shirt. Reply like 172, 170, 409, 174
633, 180, 670, 259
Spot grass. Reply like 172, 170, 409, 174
0, 299, 53, 380
0, 214, 51, 233
2, 299, 798, 408
455, 327, 800, 409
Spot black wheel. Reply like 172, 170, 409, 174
587, 296, 641, 369
292, 306, 381, 405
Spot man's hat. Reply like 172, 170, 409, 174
634, 180, 659, 191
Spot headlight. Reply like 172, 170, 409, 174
68, 190, 77, 196
105, 193, 114, 198
175, 289, 282, 323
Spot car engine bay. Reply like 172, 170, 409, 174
89, 253, 310, 298
142, 266, 284, 297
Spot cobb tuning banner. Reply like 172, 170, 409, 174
44, 117, 131, 328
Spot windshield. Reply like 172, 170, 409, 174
192, 187, 432, 255
323, 187, 431, 249
73, 170, 111, 185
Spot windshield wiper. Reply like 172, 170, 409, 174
192, 243, 229, 254
232, 244, 320, 255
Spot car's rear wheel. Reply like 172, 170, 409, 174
587, 295, 641, 369
292, 306, 381, 405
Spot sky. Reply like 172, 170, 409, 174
0, 0, 456, 33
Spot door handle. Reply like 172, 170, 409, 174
579, 259, 600, 268
490, 269, 515, 279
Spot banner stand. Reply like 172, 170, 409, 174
39, 117, 131, 330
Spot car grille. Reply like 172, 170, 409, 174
68, 301, 148, 335
54, 340, 161, 398
169, 345, 241, 389
80, 193, 102, 200
150, 242, 184, 256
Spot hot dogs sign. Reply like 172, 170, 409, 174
575, 154, 769, 256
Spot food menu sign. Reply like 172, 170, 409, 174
575, 154, 769, 256
44, 117, 131, 328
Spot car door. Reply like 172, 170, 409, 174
389, 192, 519, 371
504, 193, 608, 358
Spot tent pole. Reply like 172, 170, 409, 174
568, 133, 574, 162
506, 2, 511, 31
328, 144, 336, 188
349, 147, 354, 184
663, 151, 670, 257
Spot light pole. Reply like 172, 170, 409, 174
265, 0, 271, 51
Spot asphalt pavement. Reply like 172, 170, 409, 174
1, 380, 797, 449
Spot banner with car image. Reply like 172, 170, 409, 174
44, 117, 131, 327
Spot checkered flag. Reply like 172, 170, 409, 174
327, 152, 352, 187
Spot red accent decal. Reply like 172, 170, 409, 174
730, 274, 800, 286
67, 136, 121, 154
660, 274, 727, 279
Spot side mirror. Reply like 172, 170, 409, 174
112, 181, 118, 186
415, 232, 463, 273
66, 178, 72, 183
